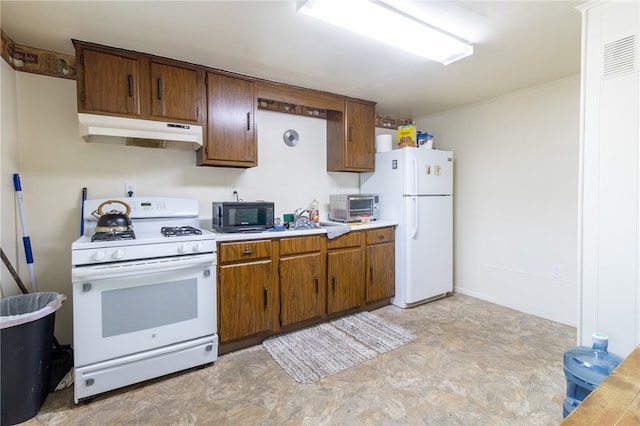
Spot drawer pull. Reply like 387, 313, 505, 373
378, 234, 385, 240
243, 248, 252, 255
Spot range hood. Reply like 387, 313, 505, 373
78, 113, 203, 150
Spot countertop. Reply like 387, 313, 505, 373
208, 219, 398, 242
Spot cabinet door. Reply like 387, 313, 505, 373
201, 72, 257, 167
366, 242, 395, 302
78, 48, 143, 117
279, 253, 324, 326
327, 247, 364, 314
150, 61, 203, 124
345, 100, 375, 170
218, 260, 273, 342
326, 100, 375, 172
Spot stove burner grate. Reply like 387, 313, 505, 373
161, 226, 203, 237
92, 230, 136, 242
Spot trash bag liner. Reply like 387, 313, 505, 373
0, 292, 66, 329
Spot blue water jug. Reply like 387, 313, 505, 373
562, 332, 623, 418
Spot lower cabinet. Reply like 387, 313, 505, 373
217, 227, 395, 353
327, 232, 364, 315
217, 240, 277, 343
365, 228, 395, 303
279, 236, 325, 327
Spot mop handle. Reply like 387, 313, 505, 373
13, 174, 37, 292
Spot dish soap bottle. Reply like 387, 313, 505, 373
309, 199, 319, 224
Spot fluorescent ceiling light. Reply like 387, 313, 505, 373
297, 0, 473, 65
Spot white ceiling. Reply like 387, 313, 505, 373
0, 0, 583, 118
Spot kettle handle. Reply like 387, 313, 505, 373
96, 199, 132, 217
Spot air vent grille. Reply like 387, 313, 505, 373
603, 35, 639, 80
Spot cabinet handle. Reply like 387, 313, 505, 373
332, 276, 336, 292
378, 234, 385, 240
370, 267, 374, 284
315, 277, 319, 294
348, 126, 354, 142
127, 74, 133, 97
247, 112, 251, 131
156, 78, 162, 100
243, 248, 252, 255
263, 288, 268, 307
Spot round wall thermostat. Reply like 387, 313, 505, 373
283, 129, 299, 147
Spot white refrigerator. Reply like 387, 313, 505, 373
360, 147, 453, 308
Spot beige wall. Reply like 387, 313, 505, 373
7, 71, 360, 343
416, 75, 580, 326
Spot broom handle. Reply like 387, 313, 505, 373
13, 174, 37, 292
0, 248, 29, 294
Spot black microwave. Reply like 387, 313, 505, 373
212, 201, 275, 233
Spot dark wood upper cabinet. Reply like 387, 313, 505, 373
327, 100, 376, 172
197, 72, 257, 168
76, 45, 144, 118
149, 60, 204, 124
74, 40, 204, 126
74, 40, 377, 171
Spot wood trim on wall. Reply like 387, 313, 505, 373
1, 29, 76, 80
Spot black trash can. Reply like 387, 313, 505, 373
1, 292, 66, 426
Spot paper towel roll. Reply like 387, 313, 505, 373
376, 134, 392, 152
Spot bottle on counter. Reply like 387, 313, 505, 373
309, 199, 319, 224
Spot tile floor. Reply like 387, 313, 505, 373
24, 293, 575, 425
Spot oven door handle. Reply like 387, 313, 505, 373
72, 254, 216, 280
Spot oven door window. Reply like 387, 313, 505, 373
349, 198, 374, 216
102, 279, 197, 337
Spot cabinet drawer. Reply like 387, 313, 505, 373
365, 227, 395, 245
218, 240, 271, 263
280, 235, 322, 256
327, 231, 362, 250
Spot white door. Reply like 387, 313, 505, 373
404, 195, 453, 304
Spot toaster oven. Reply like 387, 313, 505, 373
329, 194, 380, 223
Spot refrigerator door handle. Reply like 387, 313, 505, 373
410, 153, 419, 195
411, 197, 419, 238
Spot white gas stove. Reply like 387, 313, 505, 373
71, 197, 217, 403
72, 197, 216, 265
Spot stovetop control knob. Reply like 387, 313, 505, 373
179, 243, 189, 254
193, 242, 204, 252
93, 251, 105, 261
113, 248, 125, 259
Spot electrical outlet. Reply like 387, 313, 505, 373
125, 182, 136, 197
335, 185, 343, 194
551, 264, 562, 279
230, 184, 238, 200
